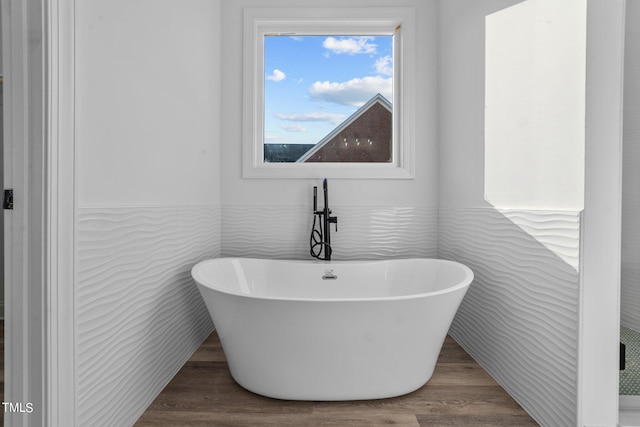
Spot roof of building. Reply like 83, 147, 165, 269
297, 93, 392, 163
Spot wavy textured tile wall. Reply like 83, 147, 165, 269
76, 206, 220, 427
76, 203, 581, 426
439, 208, 580, 427
222, 205, 438, 260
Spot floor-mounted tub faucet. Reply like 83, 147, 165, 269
310, 178, 338, 261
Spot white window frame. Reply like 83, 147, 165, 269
242, 7, 416, 179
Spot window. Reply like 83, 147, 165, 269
264, 35, 393, 164
242, 7, 416, 179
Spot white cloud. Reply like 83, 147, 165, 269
322, 36, 377, 55
275, 112, 346, 125
264, 134, 282, 143
308, 76, 392, 107
374, 55, 393, 76
266, 69, 286, 82
280, 124, 307, 132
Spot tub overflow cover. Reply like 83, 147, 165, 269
322, 270, 338, 280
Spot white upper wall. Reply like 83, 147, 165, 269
220, 0, 438, 208
75, 0, 221, 207
440, 0, 586, 211
438, 0, 523, 208
621, 0, 640, 334
484, 0, 586, 210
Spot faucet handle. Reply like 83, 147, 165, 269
329, 216, 338, 232
313, 186, 317, 212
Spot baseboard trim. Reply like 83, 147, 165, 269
621, 395, 640, 411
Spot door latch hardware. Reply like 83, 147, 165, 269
3, 189, 13, 210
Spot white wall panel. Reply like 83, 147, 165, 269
76, 206, 220, 426
73, 0, 222, 425
75, 0, 221, 207
437, 2, 591, 424
439, 207, 580, 427
622, 0, 640, 332
222, 205, 437, 260
484, 0, 586, 210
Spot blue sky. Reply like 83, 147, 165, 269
264, 35, 393, 145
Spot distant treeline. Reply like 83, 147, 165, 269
264, 144, 315, 163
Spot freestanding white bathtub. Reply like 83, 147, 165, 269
191, 257, 473, 401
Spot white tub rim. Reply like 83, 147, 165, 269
192, 257, 474, 303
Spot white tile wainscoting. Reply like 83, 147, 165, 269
222, 205, 438, 260
73, 203, 588, 427
76, 206, 220, 427
439, 207, 581, 427
74, 203, 435, 426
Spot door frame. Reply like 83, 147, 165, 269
3, 1, 75, 426
3, 0, 46, 425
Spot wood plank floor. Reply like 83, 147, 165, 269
135, 331, 539, 426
